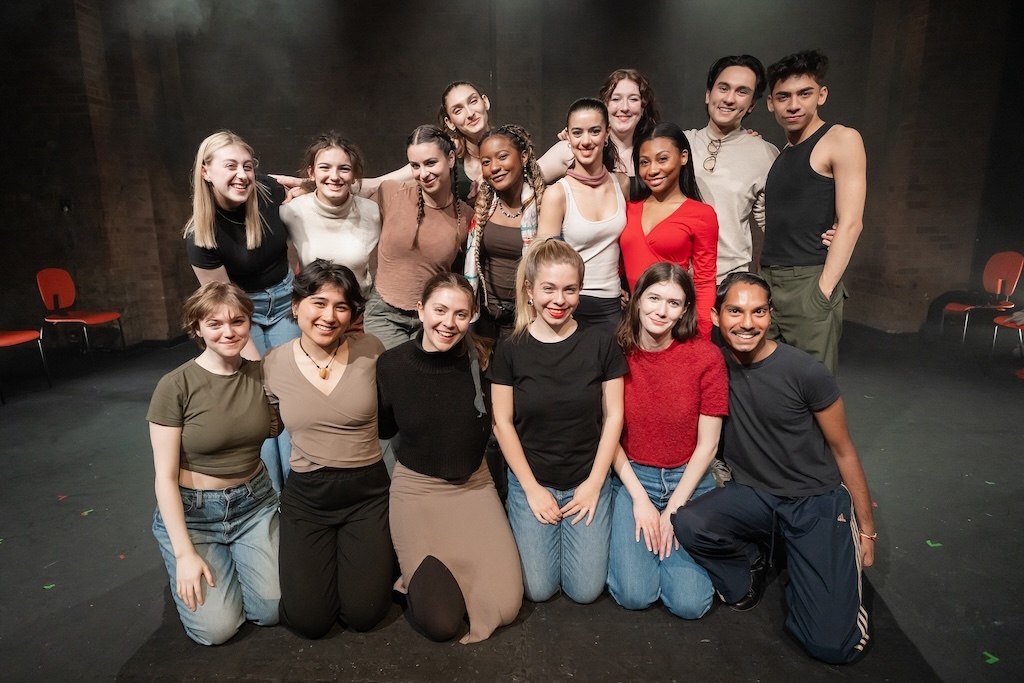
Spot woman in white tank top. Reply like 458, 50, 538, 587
538, 98, 630, 335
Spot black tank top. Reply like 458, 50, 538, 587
761, 123, 836, 267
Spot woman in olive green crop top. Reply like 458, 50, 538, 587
147, 282, 281, 646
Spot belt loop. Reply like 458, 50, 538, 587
195, 489, 204, 509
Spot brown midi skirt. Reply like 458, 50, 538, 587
390, 461, 523, 643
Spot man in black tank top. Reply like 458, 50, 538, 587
760, 50, 866, 374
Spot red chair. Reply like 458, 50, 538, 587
942, 251, 1024, 344
0, 330, 53, 405
991, 314, 1024, 360
36, 268, 125, 359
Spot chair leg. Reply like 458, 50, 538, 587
82, 324, 94, 361
0, 377, 5, 405
117, 319, 126, 352
1018, 330, 1024, 361
36, 338, 53, 387
960, 311, 970, 345
992, 325, 999, 358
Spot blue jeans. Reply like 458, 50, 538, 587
247, 271, 299, 492
608, 462, 715, 619
152, 467, 281, 645
247, 270, 301, 357
506, 470, 612, 604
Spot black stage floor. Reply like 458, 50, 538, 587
0, 323, 1020, 681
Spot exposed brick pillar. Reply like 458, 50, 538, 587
72, 0, 189, 342
847, 0, 1011, 332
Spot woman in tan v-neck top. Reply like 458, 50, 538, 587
263, 260, 393, 639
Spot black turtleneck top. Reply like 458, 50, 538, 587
376, 339, 491, 481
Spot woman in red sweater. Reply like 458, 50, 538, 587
619, 123, 719, 339
607, 262, 728, 619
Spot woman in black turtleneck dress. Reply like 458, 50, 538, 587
377, 272, 522, 644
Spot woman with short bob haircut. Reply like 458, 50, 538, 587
262, 260, 393, 639
148, 281, 280, 646
607, 262, 728, 619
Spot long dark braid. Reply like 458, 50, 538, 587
472, 124, 545, 299
407, 124, 462, 248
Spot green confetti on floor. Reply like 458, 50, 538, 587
926, 540, 942, 547
983, 651, 999, 664
43, 584, 55, 590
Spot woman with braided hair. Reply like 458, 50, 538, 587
464, 124, 546, 342
359, 81, 493, 202
364, 125, 471, 350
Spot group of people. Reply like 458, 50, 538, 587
147, 48, 875, 665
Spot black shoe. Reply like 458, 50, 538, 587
721, 553, 768, 612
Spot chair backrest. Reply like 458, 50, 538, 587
983, 251, 1024, 299
36, 268, 76, 311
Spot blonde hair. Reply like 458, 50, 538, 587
512, 239, 585, 336
183, 130, 269, 250
182, 281, 254, 349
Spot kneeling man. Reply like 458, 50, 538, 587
673, 272, 875, 664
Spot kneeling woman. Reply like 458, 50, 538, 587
378, 273, 523, 643
148, 282, 280, 645
608, 263, 728, 618
263, 261, 393, 638
490, 239, 628, 604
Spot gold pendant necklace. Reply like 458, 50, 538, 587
299, 338, 340, 379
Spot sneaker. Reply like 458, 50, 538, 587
722, 553, 768, 612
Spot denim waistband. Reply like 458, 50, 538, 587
179, 466, 272, 508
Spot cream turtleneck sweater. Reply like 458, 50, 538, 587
280, 191, 382, 293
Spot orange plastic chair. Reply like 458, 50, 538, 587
942, 251, 1024, 344
36, 268, 125, 359
991, 314, 1024, 359
0, 330, 53, 405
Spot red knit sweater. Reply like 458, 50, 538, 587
621, 338, 729, 468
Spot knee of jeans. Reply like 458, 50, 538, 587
671, 509, 700, 548
662, 587, 712, 620
184, 613, 243, 646
563, 579, 604, 605
523, 576, 559, 603
608, 580, 656, 611
245, 596, 280, 627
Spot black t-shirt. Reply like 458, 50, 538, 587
186, 175, 290, 291
488, 323, 628, 489
720, 342, 842, 496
